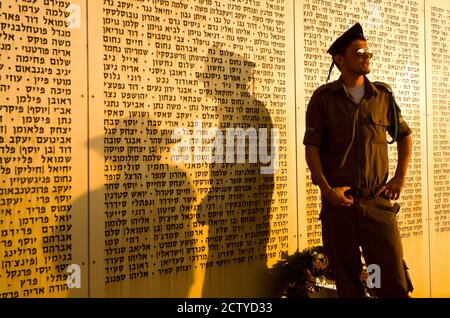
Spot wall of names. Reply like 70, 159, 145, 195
87, 0, 296, 297
426, 0, 450, 297
0, 0, 87, 297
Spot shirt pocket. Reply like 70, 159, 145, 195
368, 111, 389, 144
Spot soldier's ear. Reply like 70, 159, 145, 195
334, 55, 344, 66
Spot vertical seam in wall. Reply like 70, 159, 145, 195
423, 0, 432, 298
85, 0, 91, 298
293, 0, 299, 251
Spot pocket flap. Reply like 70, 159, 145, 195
369, 112, 389, 126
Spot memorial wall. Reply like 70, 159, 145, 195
0, 0, 449, 298
0, 0, 88, 297
426, 0, 450, 297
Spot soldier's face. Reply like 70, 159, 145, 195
343, 39, 371, 75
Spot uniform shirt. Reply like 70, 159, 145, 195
303, 76, 412, 189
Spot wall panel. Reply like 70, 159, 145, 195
0, 0, 88, 297
87, 0, 296, 297
425, 0, 450, 298
297, 0, 431, 297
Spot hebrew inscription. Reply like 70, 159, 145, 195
0, 0, 76, 297
430, 6, 450, 233
97, 0, 290, 296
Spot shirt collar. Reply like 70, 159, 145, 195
330, 76, 379, 97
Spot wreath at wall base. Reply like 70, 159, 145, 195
269, 246, 335, 298
269, 246, 383, 298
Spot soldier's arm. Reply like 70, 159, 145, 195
305, 145, 353, 206
395, 134, 412, 181
376, 134, 412, 200
305, 145, 330, 196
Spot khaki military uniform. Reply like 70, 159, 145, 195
303, 76, 412, 297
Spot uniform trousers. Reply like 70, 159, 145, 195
320, 195, 409, 297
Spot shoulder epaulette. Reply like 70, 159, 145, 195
314, 81, 335, 94
373, 81, 393, 94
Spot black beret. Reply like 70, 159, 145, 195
327, 23, 366, 56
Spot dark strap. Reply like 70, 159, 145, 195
326, 61, 335, 83
387, 94, 398, 144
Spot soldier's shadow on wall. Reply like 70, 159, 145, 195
67, 49, 277, 297
196, 47, 277, 297
69, 117, 196, 297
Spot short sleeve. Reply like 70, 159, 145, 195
388, 95, 412, 142
303, 91, 325, 147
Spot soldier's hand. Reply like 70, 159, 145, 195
376, 176, 404, 200
327, 186, 353, 207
